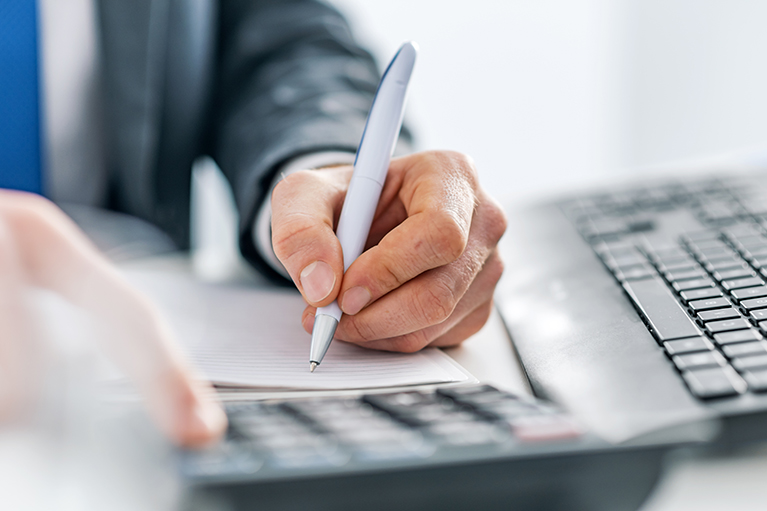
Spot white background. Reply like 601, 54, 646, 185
330, 0, 767, 206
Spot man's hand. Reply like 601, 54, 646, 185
0, 190, 226, 447
271, 150, 507, 352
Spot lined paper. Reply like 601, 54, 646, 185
124, 269, 472, 390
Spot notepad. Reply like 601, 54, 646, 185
123, 269, 473, 390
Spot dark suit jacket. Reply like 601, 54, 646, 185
96, 0, 410, 280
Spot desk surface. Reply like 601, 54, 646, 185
123, 254, 767, 511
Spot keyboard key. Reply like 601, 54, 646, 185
698, 308, 740, 322
672, 278, 715, 291
269, 446, 346, 469
682, 367, 747, 398
690, 238, 728, 250
673, 351, 727, 371
722, 341, 767, 358
664, 337, 714, 355
509, 415, 582, 442
437, 385, 506, 401
649, 248, 689, 261
622, 278, 702, 342
181, 442, 264, 478
743, 370, 767, 392
688, 297, 731, 311
581, 218, 627, 239
730, 234, 767, 249
713, 329, 764, 345
666, 269, 706, 281
706, 318, 751, 333
732, 355, 767, 372
365, 394, 454, 422
746, 247, 767, 259
731, 287, 767, 301
657, 260, 697, 273
737, 247, 767, 258
603, 252, 645, 270
737, 240, 767, 256
698, 248, 739, 262
752, 310, 767, 321
683, 231, 721, 242
722, 277, 765, 290
680, 288, 723, 302
713, 267, 755, 281
689, 239, 727, 252
696, 247, 737, 260
705, 257, 746, 272
628, 217, 655, 233
722, 225, 763, 238
427, 422, 505, 446
478, 401, 540, 419
635, 188, 674, 209
614, 266, 656, 282
740, 297, 767, 310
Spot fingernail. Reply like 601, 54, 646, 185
300, 261, 336, 303
341, 286, 371, 315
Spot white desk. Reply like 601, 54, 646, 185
124, 254, 767, 511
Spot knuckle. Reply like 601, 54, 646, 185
378, 255, 408, 289
442, 150, 480, 186
415, 279, 456, 326
389, 331, 430, 353
483, 198, 508, 242
271, 214, 314, 260
453, 152, 479, 182
271, 218, 334, 277
272, 169, 313, 201
342, 315, 379, 344
485, 251, 505, 283
428, 211, 469, 263
271, 178, 290, 205
421, 150, 479, 183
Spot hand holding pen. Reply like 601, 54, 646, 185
270, 44, 508, 365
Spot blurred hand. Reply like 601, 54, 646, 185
271, 150, 507, 352
0, 190, 226, 447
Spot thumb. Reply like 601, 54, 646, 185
270, 169, 349, 307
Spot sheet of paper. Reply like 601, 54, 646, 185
124, 269, 473, 390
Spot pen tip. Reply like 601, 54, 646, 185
310, 362, 318, 373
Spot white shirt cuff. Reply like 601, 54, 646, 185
252, 151, 356, 279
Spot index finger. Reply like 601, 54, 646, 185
337, 151, 478, 316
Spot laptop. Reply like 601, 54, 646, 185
183, 169, 767, 510
495, 169, 767, 446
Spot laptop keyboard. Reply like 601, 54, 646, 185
181, 385, 582, 480
562, 177, 767, 400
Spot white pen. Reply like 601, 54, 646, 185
309, 42, 418, 372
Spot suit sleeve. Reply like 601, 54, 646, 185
210, 0, 413, 282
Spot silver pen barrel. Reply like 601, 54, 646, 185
309, 314, 339, 371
